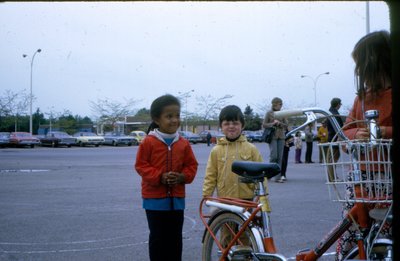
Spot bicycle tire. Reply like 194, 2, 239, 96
202, 211, 261, 261
343, 240, 393, 260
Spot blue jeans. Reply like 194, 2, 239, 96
269, 139, 285, 179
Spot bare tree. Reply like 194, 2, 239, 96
0, 89, 30, 131
196, 94, 233, 130
89, 97, 139, 134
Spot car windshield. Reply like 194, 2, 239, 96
48, 132, 69, 137
16, 133, 32, 137
75, 132, 96, 136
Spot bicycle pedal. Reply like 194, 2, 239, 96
228, 245, 253, 260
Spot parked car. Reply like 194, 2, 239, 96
0, 132, 10, 148
103, 132, 138, 146
198, 130, 222, 143
9, 132, 41, 148
73, 132, 105, 147
130, 130, 147, 143
241, 130, 254, 142
39, 131, 76, 147
242, 130, 264, 142
178, 131, 202, 144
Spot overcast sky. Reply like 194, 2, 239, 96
0, 1, 390, 119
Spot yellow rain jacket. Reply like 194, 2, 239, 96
202, 135, 269, 200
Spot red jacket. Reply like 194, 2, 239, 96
135, 132, 198, 199
343, 88, 392, 139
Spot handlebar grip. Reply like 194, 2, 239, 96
273, 109, 303, 119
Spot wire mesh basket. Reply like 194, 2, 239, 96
319, 139, 392, 203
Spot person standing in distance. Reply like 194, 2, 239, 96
326, 97, 344, 182
317, 120, 329, 163
135, 94, 198, 261
304, 123, 314, 163
262, 97, 288, 182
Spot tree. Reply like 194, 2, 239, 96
89, 97, 139, 133
134, 108, 151, 122
243, 105, 262, 130
0, 89, 30, 131
196, 94, 233, 130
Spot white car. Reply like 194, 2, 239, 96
73, 132, 105, 147
103, 132, 138, 146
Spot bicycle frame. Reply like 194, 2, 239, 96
200, 183, 280, 260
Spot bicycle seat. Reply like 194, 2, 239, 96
231, 161, 281, 181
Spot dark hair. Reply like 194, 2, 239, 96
146, 94, 181, 133
352, 30, 391, 98
330, 97, 341, 108
219, 105, 245, 127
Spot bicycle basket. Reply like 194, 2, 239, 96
319, 139, 392, 203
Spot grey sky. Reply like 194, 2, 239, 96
0, 1, 390, 118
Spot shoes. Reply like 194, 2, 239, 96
295, 161, 302, 164
275, 177, 286, 183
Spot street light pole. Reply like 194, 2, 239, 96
178, 90, 194, 132
23, 49, 42, 135
300, 72, 330, 107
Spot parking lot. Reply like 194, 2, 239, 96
0, 143, 340, 261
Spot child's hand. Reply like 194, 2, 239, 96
161, 172, 170, 185
355, 128, 370, 140
167, 172, 185, 185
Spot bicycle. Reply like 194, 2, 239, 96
199, 107, 393, 261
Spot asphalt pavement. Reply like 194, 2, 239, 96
0, 142, 341, 261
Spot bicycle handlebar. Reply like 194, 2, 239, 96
273, 107, 348, 141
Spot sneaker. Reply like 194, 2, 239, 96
281, 176, 287, 181
276, 179, 284, 183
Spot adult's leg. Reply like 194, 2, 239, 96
269, 139, 284, 180
326, 145, 341, 181
281, 147, 289, 178
268, 139, 278, 163
305, 142, 311, 163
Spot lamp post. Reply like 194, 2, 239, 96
23, 49, 42, 134
300, 72, 330, 107
178, 90, 194, 132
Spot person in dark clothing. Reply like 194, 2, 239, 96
206, 131, 212, 146
326, 97, 344, 181
278, 133, 294, 183
304, 123, 314, 163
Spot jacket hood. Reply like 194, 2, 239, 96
148, 129, 180, 145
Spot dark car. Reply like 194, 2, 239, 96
103, 132, 138, 146
9, 132, 41, 148
40, 131, 76, 147
0, 132, 10, 148
178, 131, 202, 144
242, 130, 263, 142
198, 130, 222, 143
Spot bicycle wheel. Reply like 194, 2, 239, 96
202, 211, 261, 261
344, 241, 393, 260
